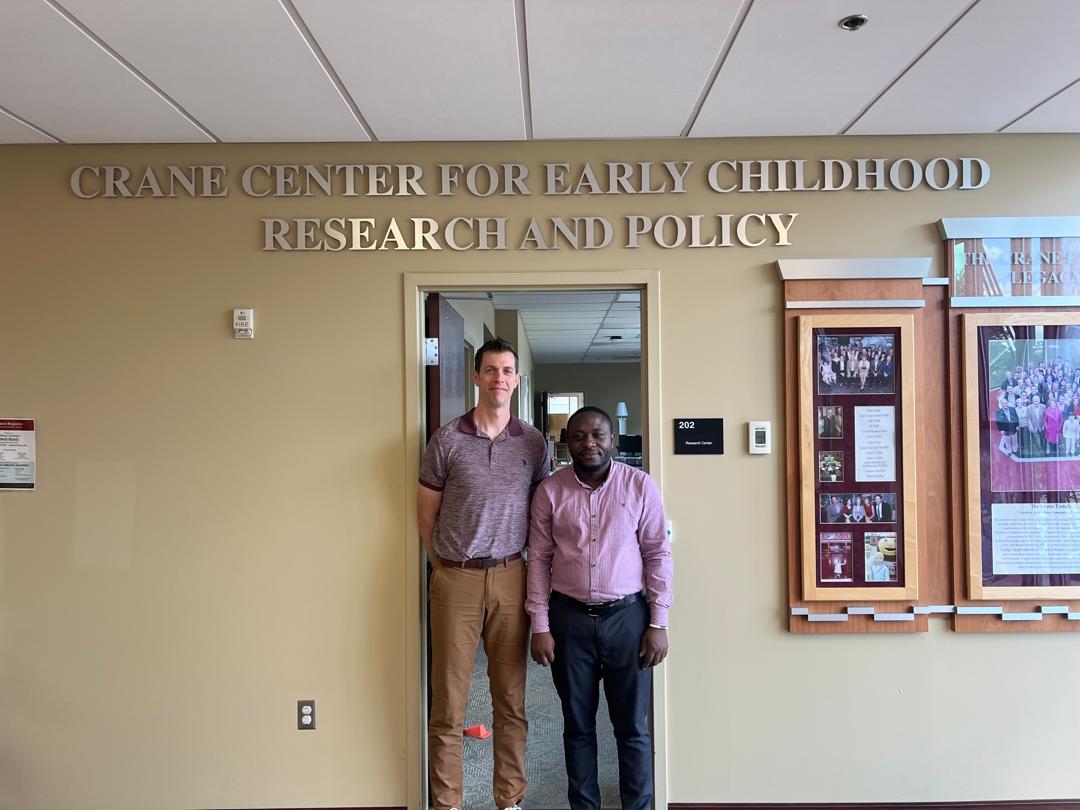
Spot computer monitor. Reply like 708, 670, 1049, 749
618, 434, 642, 454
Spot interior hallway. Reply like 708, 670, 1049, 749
461, 645, 620, 809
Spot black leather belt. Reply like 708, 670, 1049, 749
438, 552, 522, 570
551, 590, 645, 616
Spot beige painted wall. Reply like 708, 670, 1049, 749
3, 135, 1080, 809
494, 308, 535, 421
446, 297, 495, 356
533, 362, 642, 436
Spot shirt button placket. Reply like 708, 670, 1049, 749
590, 490, 598, 595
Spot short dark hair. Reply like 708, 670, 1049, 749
474, 337, 518, 374
567, 405, 614, 435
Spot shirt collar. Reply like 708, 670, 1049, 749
457, 408, 522, 437
571, 459, 617, 491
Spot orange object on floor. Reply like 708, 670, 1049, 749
463, 723, 491, 739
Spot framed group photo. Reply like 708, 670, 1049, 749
799, 313, 919, 600
962, 312, 1080, 599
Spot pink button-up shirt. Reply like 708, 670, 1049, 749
526, 461, 673, 633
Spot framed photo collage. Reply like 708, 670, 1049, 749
799, 314, 919, 601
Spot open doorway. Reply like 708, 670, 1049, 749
404, 271, 665, 810
433, 290, 642, 808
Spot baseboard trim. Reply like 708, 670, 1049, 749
670, 803, 1080, 810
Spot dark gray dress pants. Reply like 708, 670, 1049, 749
549, 595, 653, 810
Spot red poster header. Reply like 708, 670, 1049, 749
0, 419, 34, 430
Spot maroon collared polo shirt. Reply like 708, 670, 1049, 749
420, 409, 549, 562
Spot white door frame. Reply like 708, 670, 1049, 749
402, 269, 666, 810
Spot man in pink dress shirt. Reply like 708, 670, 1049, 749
527, 406, 673, 810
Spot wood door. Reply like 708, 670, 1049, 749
424, 293, 467, 440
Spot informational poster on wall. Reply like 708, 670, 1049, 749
854, 405, 896, 482
0, 419, 36, 491
963, 313, 1080, 598
798, 314, 918, 601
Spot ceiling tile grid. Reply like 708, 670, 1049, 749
1005, 78, 1080, 132
3, 0, 1080, 143
0, 106, 55, 144
294, 0, 526, 141
691, 0, 972, 137
527, 0, 744, 139
0, 0, 211, 143
499, 290, 641, 364
57, 0, 370, 142
850, 0, 1080, 134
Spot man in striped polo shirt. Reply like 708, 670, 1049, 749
418, 337, 549, 810
527, 405, 673, 810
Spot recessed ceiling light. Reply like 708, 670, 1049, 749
839, 14, 868, 31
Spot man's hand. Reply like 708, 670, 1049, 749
639, 627, 668, 668
531, 631, 556, 666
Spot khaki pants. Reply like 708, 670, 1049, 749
429, 558, 528, 810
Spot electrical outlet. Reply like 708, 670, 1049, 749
297, 699, 316, 730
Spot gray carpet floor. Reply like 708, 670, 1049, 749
461, 644, 620, 809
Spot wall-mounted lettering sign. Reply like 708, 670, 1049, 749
940, 217, 1080, 304
949, 237, 1080, 298
67, 157, 991, 253
673, 418, 724, 455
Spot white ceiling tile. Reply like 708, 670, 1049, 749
3, 2, 1080, 144
693, 0, 971, 137
499, 292, 616, 304
527, 334, 600, 341
520, 328, 591, 334
523, 307, 612, 315
523, 319, 607, 327
527, 326, 600, 332
58, 0, 369, 142
510, 288, 640, 360
529, 334, 600, 342
850, 0, 1080, 134
1005, 79, 1080, 133
528, 0, 743, 138
524, 313, 601, 320
0, 0, 211, 142
527, 333, 598, 339
588, 343, 639, 351
294, 0, 525, 141
0, 107, 55, 143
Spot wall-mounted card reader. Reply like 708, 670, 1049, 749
748, 421, 771, 454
